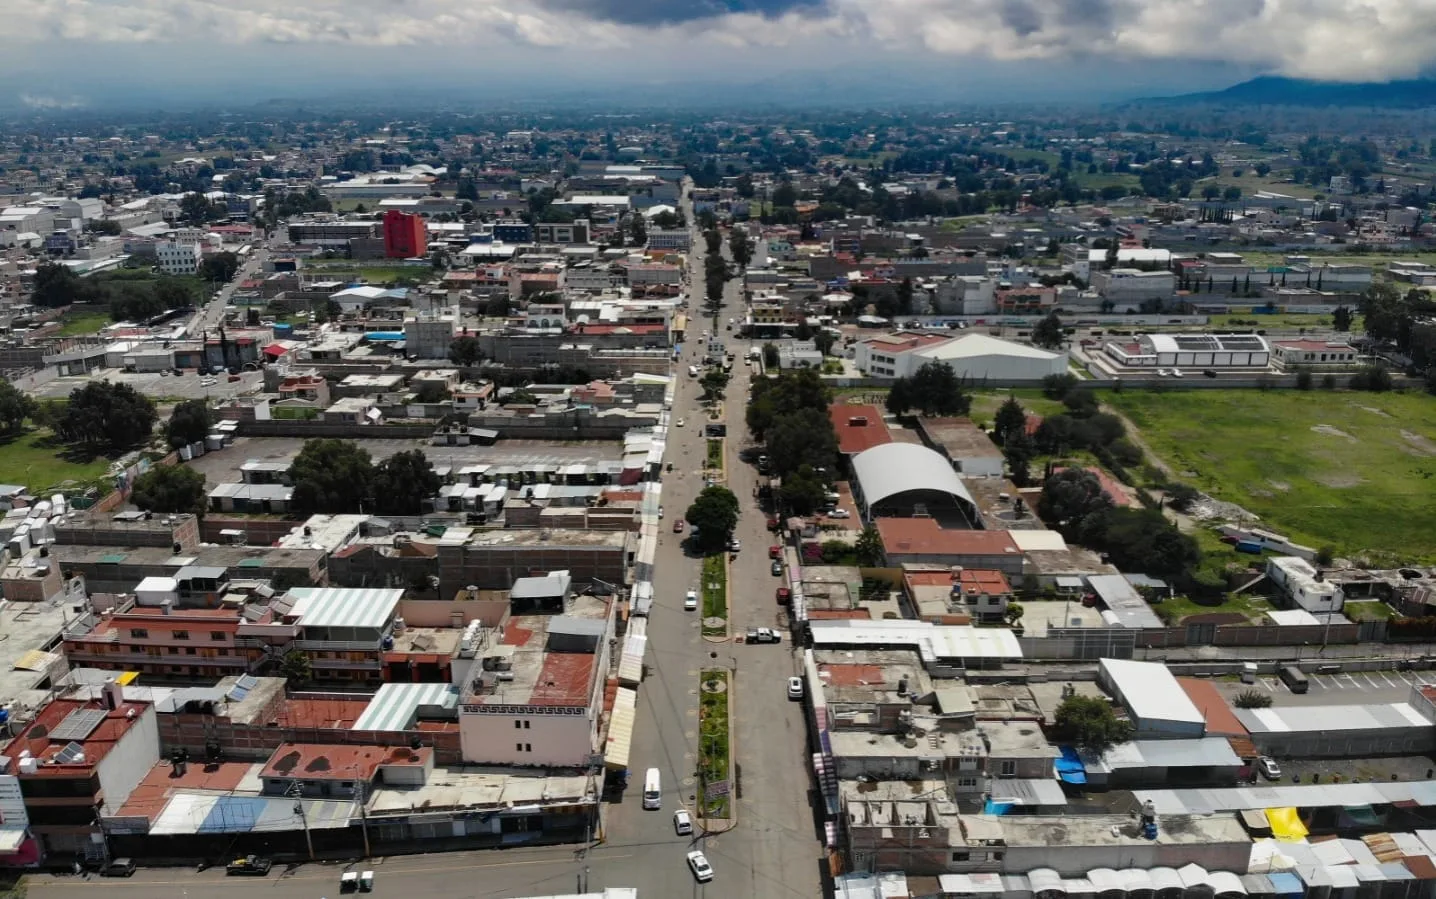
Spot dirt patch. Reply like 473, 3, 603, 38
1311, 424, 1357, 442
1316, 473, 1364, 488
1267, 480, 1291, 492
1401, 430, 1436, 456
1359, 406, 1392, 417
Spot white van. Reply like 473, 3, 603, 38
642, 768, 661, 809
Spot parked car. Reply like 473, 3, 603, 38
226, 856, 273, 876
684, 590, 698, 611
828, 509, 851, 519
776, 586, 791, 605
769, 545, 782, 559
673, 809, 693, 836
746, 627, 781, 644
658, 505, 664, 519
729, 538, 741, 553
771, 560, 783, 576
673, 519, 685, 533
101, 859, 137, 877
676, 418, 685, 428
787, 676, 804, 700
1257, 756, 1282, 780
687, 850, 715, 883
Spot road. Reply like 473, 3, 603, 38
28, 189, 823, 899
191, 243, 269, 334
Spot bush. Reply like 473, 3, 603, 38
1294, 367, 1313, 390
1349, 365, 1394, 392
1233, 689, 1273, 709
1041, 373, 1079, 400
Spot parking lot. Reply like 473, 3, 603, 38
33, 368, 263, 402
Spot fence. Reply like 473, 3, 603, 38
236, 420, 437, 439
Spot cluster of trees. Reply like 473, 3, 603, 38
199, 251, 241, 284
1031, 311, 1065, 350
746, 369, 839, 514
287, 439, 441, 517
885, 361, 972, 418
0, 381, 36, 437
703, 228, 730, 314
46, 381, 157, 455
448, 336, 484, 367
1038, 468, 1200, 581
31, 263, 200, 324
1054, 694, 1134, 752
132, 465, 207, 517
1029, 375, 1144, 478
1358, 282, 1436, 392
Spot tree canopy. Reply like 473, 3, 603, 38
288, 439, 376, 515
52, 381, 157, 454
165, 400, 212, 449
0, 381, 35, 435
198, 251, 241, 283
371, 450, 442, 516
1031, 311, 1065, 350
886, 361, 972, 418
1054, 695, 1133, 752
448, 336, 484, 367
685, 486, 740, 552
992, 396, 1026, 446
131, 464, 207, 517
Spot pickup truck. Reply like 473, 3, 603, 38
745, 627, 782, 644
226, 855, 273, 876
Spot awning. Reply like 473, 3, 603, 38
0, 829, 26, 853
12, 649, 59, 671
1266, 807, 1309, 842
605, 687, 636, 770
262, 344, 288, 358
1029, 869, 1064, 894
616, 633, 646, 687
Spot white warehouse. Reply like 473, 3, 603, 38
1102, 333, 1270, 369
1098, 657, 1206, 738
855, 331, 1068, 383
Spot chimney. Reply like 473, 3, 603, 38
161, 599, 173, 616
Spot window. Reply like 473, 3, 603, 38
185, 647, 196, 656
210, 631, 226, 641
955, 776, 979, 787
999, 760, 1017, 777
517, 743, 523, 752
992, 852, 1004, 862
217, 649, 229, 656
524, 743, 532, 752
129, 629, 148, 639
514, 720, 522, 729
523, 720, 531, 729
516, 743, 532, 752
171, 630, 189, 640
952, 852, 970, 863
167, 647, 179, 654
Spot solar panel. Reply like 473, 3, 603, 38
49, 708, 107, 742
227, 674, 259, 702
53, 741, 87, 764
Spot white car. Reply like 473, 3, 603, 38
787, 676, 804, 700
828, 509, 851, 519
729, 538, 741, 552
687, 850, 714, 883
675, 418, 685, 428
673, 809, 693, 836
1156, 368, 1170, 377
1171, 368, 1185, 378
658, 505, 665, 519
684, 590, 698, 611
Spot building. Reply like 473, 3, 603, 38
855, 332, 1067, 383
382, 210, 427, 259
1090, 268, 1176, 305
62, 604, 262, 678
155, 241, 201, 276
1, 684, 161, 865
917, 418, 1003, 478
1101, 333, 1270, 369
875, 519, 1022, 576
285, 220, 382, 247
829, 405, 893, 456
1271, 339, 1360, 368
647, 229, 690, 250
534, 220, 590, 244
851, 444, 981, 527
1266, 556, 1344, 614
1097, 658, 1206, 738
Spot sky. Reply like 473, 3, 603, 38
6, 0, 1432, 110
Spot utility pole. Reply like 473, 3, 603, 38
357, 780, 371, 859
288, 780, 315, 861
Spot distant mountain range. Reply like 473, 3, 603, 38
1156, 75, 1436, 107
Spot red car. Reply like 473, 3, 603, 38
776, 587, 791, 605
673, 520, 685, 533
768, 545, 782, 559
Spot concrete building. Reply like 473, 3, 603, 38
917, 418, 1004, 478
1271, 338, 1360, 369
1101, 332, 1270, 369
1266, 555, 1344, 614
855, 332, 1067, 383
155, 241, 201, 275
382, 210, 427, 259
1097, 658, 1206, 738
1090, 268, 1176, 306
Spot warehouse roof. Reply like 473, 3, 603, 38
1100, 658, 1205, 727
1235, 702, 1432, 735
852, 443, 974, 508
912, 332, 1064, 362
286, 587, 403, 630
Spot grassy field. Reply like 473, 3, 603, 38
305, 263, 432, 285
1109, 389, 1436, 563
55, 309, 112, 336
706, 438, 723, 470
968, 389, 1068, 426
0, 430, 115, 494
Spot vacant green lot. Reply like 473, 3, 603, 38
968, 389, 1068, 425
55, 309, 111, 336
1110, 389, 1436, 562
0, 430, 114, 494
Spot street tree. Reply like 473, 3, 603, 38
54, 381, 157, 454
728, 228, 752, 268
1037, 468, 1112, 537
198, 252, 241, 283
703, 228, 723, 256
0, 380, 35, 435
685, 486, 740, 551
1054, 695, 1134, 752
813, 329, 837, 356
779, 464, 828, 516
855, 526, 884, 567
762, 343, 780, 369
746, 367, 828, 440
993, 396, 1026, 446
700, 368, 731, 401
768, 408, 838, 479
372, 449, 441, 516
1031, 311, 1065, 350
131, 464, 208, 517
1332, 306, 1353, 332
288, 439, 376, 515
165, 399, 212, 449
448, 336, 484, 367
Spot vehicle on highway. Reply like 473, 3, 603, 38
1257, 756, 1282, 780
673, 519, 684, 533
788, 676, 804, 699
101, 858, 137, 877
687, 849, 715, 883
771, 559, 783, 576
685, 590, 698, 611
226, 855, 273, 876
643, 767, 662, 809
674, 809, 693, 835
1156, 368, 1169, 377
746, 627, 781, 644
1171, 368, 1184, 378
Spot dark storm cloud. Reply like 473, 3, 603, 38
533, 0, 827, 26
998, 0, 1043, 36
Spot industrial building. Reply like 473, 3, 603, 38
1098, 658, 1207, 738
1101, 333, 1271, 370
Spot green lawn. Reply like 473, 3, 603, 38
55, 310, 111, 336
706, 438, 723, 470
701, 554, 728, 622
698, 670, 731, 819
1156, 592, 1274, 626
1109, 389, 1436, 563
968, 389, 1068, 426
1344, 600, 1398, 621
0, 430, 115, 495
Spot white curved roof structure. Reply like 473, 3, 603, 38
851, 443, 975, 510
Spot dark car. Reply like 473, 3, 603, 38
771, 559, 783, 576
226, 855, 273, 876
101, 859, 137, 877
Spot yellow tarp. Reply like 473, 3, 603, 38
115, 671, 140, 685
1266, 806, 1309, 842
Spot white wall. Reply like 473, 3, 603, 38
95, 706, 161, 815
459, 710, 594, 766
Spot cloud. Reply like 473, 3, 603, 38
7, 0, 1436, 84
19, 93, 88, 110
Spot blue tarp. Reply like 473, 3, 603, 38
1057, 746, 1087, 785
1269, 872, 1304, 898
983, 800, 1015, 815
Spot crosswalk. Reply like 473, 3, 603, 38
1257, 668, 1436, 694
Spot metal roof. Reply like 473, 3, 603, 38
1135, 780, 1436, 815
1086, 737, 1243, 773
353, 682, 459, 732
1100, 658, 1205, 727
286, 587, 403, 630
150, 792, 356, 834
510, 572, 572, 600
1235, 702, 1432, 735
850, 443, 974, 509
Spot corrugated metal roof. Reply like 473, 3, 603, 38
151, 792, 356, 834
605, 686, 636, 769
1137, 781, 1436, 815
1088, 737, 1243, 773
286, 587, 403, 630
851, 443, 974, 510
1236, 702, 1433, 734
353, 682, 459, 732
1100, 658, 1205, 727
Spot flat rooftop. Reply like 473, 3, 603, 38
0, 599, 73, 708
474, 594, 611, 708
993, 812, 1250, 847
919, 417, 1003, 460
463, 528, 630, 549
366, 768, 590, 817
